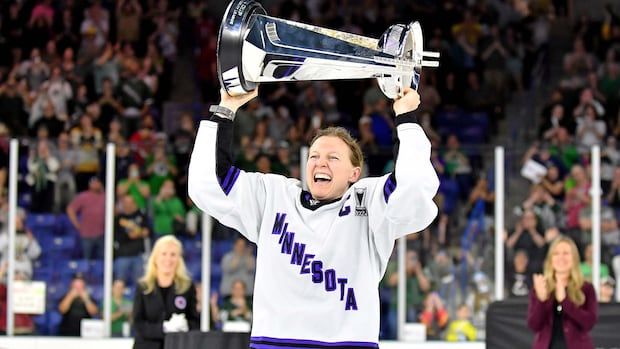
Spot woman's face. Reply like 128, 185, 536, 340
551, 241, 573, 275
231, 281, 246, 298
156, 242, 180, 277
112, 280, 125, 298
521, 210, 537, 229
306, 136, 360, 201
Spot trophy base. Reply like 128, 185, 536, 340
217, 0, 266, 96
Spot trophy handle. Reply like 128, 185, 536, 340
376, 21, 438, 99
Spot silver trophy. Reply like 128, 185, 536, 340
216, 0, 439, 98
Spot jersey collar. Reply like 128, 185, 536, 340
300, 190, 341, 211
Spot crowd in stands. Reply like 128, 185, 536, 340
513, 0, 620, 320
0, 0, 616, 343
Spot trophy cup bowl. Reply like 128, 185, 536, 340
216, 0, 439, 98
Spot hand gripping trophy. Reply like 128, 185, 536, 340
216, 0, 439, 98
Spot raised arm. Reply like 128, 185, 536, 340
188, 89, 268, 243
371, 88, 440, 240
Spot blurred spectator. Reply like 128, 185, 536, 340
417, 74, 441, 116
579, 243, 610, 282
540, 104, 575, 140
255, 153, 271, 174
0, 78, 28, 136
480, 24, 509, 100
601, 137, 619, 194
575, 104, 606, 150
579, 204, 620, 262
117, 163, 150, 212
129, 115, 156, 165
467, 176, 495, 222
506, 209, 546, 271
70, 114, 103, 192
146, 141, 177, 195
171, 113, 196, 193
27, 0, 54, 51
607, 167, 620, 214
572, 88, 605, 122
220, 238, 255, 298
599, 276, 615, 303
110, 279, 132, 337
561, 37, 596, 89
47, 66, 73, 120
99, 80, 124, 136
26, 140, 59, 213
43, 39, 60, 67
210, 280, 252, 330
4, 3, 24, 65
250, 119, 274, 156
67, 176, 105, 260
94, 43, 121, 99
506, 249, 531, 298
107, 119, 124, 145
463, 71, 493, 115
383, 250, 430, 339
54, 132, 77, 212
540, 165, 565, 201
58, 273, 99, 336
268, 105, 293, 144
549, 128, 579, 170
0, 210, 41, 283
564, 164, 591, 239
30, 99, 65, 139
117, 58, 152, 136
114, 195, 149, 284
80, 0, 109, 52
445, 303, 476, 341
116, 0, 142, 45
419, 292, 449, 340
362, 86, 393, 147
426, 250, 456, 309
70, 84, 90, 123
18, 48, 49, 92
152, 179, 185, 237
270, 142, 292, 177
443, 134, 473, 199
114, 139, 133, 180
521, 185, 561, 231
0, 210, 40, 335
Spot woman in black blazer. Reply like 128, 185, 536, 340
133, 235, 200, 349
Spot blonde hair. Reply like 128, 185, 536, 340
310, 127, 364, 170
543, 236, 585, 306
139, 235, 192, 295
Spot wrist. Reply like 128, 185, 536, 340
211, 104, 237, 119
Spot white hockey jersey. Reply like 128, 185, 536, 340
188, 116, 439, 348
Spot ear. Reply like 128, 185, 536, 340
349, 166, 361, 184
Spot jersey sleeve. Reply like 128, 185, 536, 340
188, 119, 267, 243
368, 112, 439, 241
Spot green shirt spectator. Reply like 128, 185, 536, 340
117, 163, 151, 211
110, 280, 132, 337
145, 145, 177, 196
153, 180, 186, 236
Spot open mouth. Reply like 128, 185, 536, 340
314, 173, 332, 183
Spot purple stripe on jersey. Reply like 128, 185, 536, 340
223, 167, 241, 195
250, 344, 290, 349
383, 176, 397, 203
220, 166, 236, 189
251, 336, 379, 348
